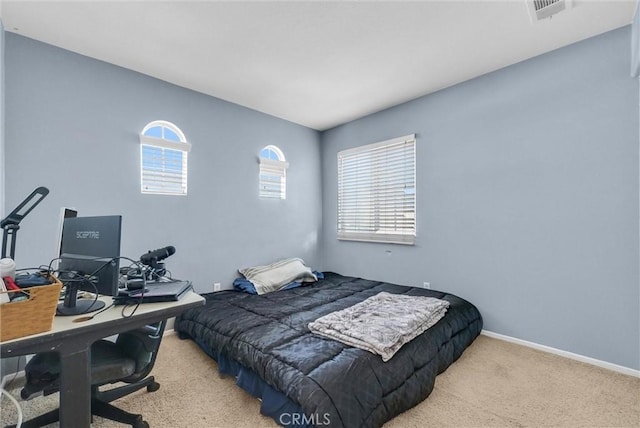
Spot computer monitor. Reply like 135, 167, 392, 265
57, 215, 122, 316
52, 207, 77, 270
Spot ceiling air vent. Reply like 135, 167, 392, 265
527, 0, 571, 22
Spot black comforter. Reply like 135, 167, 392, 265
175, 272, 482, 428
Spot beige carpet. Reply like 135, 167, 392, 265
1, 334, 638, 427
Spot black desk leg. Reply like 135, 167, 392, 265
58, 345, 92, 428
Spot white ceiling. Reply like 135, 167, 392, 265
0, 1, 637, 131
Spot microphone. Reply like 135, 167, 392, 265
140, 246, 175, 266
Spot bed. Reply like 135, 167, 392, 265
175, 272, 482, 427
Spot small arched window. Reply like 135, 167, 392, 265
139, 120, 191, 195
259, 145, 288, 199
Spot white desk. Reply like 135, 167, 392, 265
0, 291, 204, 428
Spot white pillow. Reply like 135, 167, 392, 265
239, 258, 317, 295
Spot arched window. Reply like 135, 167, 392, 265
259, 145, 288, 199
139, 120, 191, 195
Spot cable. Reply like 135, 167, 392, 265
14, 267, 50, 273
48, 256, 115, 315
48, 255, 172, 319
0, 386, 23, 428
0, 311, 29, 428
7, 355, 24, 390
54, 269, 101, 314
120, 300, 143, 318
51, 256, 148, 318
120, 261, 146, 318
80, 301, 115, 321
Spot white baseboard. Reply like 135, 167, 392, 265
481, 330, 640, 378
165, 325, 639, 377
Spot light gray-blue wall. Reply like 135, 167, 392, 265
3, 33, 322, 292
320, 26, 639, 370
1, 20, 5, 216
632, 5, 639, 77
0, 19, 17, 380
2, 27, 638, 371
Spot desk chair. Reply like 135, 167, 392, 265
12, 321, 167, 428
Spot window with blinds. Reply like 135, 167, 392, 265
337, 134, 416, 245
139, 121, 191, 195
259, 145, 288, 199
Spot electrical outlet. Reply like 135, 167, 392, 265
213, 282, 221, 292
423, 282, 431, 289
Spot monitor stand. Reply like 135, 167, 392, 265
56, 282, 105, 316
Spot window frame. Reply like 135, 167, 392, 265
259, 145, 288, 200
337, 134, 416, 245
139, 120, 191, 196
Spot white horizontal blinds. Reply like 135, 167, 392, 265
139, 121, 190, 196
140, 145, 188, 195
259, 159, 287, 199
338, 134, 416, 245
259, 145, 288, 200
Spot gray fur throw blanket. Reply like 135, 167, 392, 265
308, 291, 450, 362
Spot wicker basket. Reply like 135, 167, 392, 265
0, 275, 63, 342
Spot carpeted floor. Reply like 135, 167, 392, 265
1, 334, 638, 427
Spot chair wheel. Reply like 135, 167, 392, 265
133, 420, 149, 428
147, 381, 160, 392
